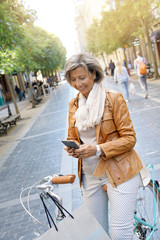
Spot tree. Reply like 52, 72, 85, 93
105, 0, 160, 78
86, 4, 140, 60
0, 0, 36, 111
0, 49, 21, 116
0, 0, 67, 110
15, 26, 38, 108
128, 0, 160, 78
0, 0, 36, 51
20, 25, 66, 77
86, 0, 160, 79
15, 25, 66, 107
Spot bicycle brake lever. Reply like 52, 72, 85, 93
40, 176, 53, 183
36, 183, 53, 191
40, 174, 63, 183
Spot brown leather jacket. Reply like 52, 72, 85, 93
67, 89, 143, 187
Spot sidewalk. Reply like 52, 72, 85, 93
0, 95, 52, 167
0, 82, 83, 240
130, 68, 160, 85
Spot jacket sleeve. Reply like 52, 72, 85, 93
67, 101, 80, 144
100, 92, 136, 159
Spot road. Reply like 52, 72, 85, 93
0, 76, 160, 240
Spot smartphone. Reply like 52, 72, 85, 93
61, 140, 79, 149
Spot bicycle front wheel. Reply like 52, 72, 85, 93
134, 180, 160, 239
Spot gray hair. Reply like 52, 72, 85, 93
64, 52, 104, 84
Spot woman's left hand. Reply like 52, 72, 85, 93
75, 144, 97, 158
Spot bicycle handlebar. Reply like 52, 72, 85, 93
52, 174, 76, 184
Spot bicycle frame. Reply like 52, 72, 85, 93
134, 164, 159, 240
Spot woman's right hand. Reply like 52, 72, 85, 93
64, 147, 79, 158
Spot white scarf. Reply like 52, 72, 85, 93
74, 83, 106, 131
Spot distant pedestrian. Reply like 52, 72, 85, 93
127, 62, 132, 71
0, 84, 4, 106
105, 66, 109, 75
128, 58, 132, 69
32, 81, 38, 97
114, 61, 130, 102
109, 60, 115, 76
15, 85, 24, 101
134, 50, 148, 98
123, 59, 127, 68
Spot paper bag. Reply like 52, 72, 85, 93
35, 204, 110, 240
129, 82, 136, 95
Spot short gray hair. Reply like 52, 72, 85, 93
64, 52, 104, 84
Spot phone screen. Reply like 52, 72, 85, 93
62, 140, 79, 149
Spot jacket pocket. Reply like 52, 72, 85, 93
114, 151, 133, 177
101, 112, 116, 134
114, 151, 131, 161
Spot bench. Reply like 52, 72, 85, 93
0, 105, 12, 118
35, 96, 42, 104
0, 105, 20, 135
1, 114, 20, 127
0, 123, 8, 135
29, 96, 42, 105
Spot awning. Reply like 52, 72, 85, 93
150, 29, 160, 42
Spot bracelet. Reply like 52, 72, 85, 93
96, 145, 102, 157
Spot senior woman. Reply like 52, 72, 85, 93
64, 53, 149, 239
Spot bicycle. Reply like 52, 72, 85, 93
103, 164, 160, 239
20, 174, 76, 236
20, 165, 160, 240
134, 164, 160, 240
20, 173, 110, 240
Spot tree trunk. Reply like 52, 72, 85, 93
17, 72, 25, 92
123, 48, 128, 66
101, 52, 107, 67
140, 18, 159, 79
27, 71, 36, 108
132, 45, 136, 59
115, 50, 119, 62
35, 71, 38, 81
5, 74, 21, 118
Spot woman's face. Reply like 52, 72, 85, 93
70, 66, 95, 98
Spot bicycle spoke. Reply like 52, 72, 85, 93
134, 181, 160, 239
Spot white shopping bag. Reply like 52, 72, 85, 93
129, 83, 136, 95
35, 204, 110, 240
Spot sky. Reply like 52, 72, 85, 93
23, 0, 77, 58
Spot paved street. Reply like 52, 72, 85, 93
0, 76, 160, 240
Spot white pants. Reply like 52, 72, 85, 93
82, 173, 142, 240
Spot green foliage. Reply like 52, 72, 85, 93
0, 0, 36, 50
0, 50, 18, 74
0, 0, 66, 74
17, 25, 66, 73
86, 0, 160, 56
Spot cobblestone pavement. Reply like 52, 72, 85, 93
0, 76, 160, 240
0, 83, 81, 240
103, 76, 160, 178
